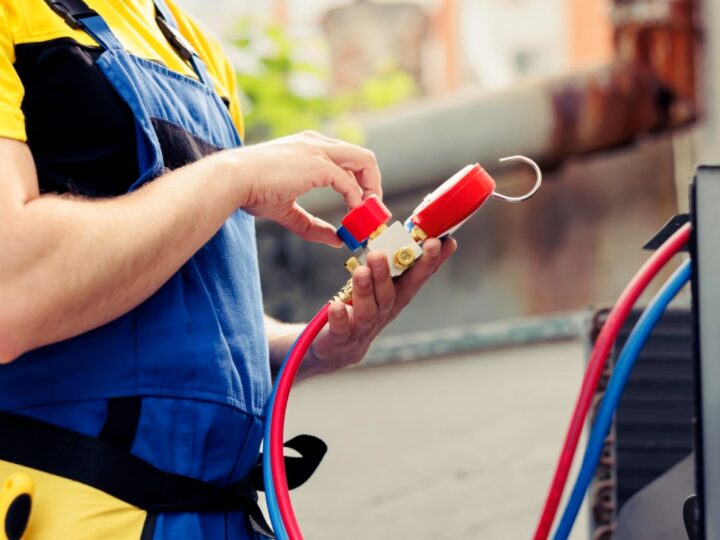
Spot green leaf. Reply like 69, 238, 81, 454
229, 17, 415, 143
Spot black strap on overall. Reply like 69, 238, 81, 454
0, 402, 327, 538
46, 0, 199, 63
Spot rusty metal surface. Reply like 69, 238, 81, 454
549, 0, 697, 162
551, 0, 697, 162
586, 306, 695, 539
589, 308, 617, 537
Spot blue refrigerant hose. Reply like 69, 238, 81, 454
553, 258, 692, 539
263, 343, 296, 540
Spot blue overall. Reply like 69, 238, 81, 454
0, 2, 270, 538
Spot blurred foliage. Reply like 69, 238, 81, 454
230, 18, 416, 144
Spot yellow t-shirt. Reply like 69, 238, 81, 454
0, 0, 244, 142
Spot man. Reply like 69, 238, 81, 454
0, 0, 456, 538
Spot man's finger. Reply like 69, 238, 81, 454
367, 251, 395, 316
301, 130, 339, 143
318, 161, 363, 208
394, 238, 456, 310
433, 239, 457, 273
320, 143, 382, 200
328, 300, 352, 343
351, 265, 378, 330
276, 202, 343, 247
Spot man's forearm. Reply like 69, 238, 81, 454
0, 142, 245, 362
265, 315, 306, 377
265, 315, 333, 381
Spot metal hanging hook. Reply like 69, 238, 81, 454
492, 155, 542, 203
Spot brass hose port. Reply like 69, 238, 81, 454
410, 226, 427, 243
393, 247, 416, 270
344, 257, 360, 274
333, 279, 353, 304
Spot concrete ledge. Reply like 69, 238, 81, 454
362, 310, 588, 366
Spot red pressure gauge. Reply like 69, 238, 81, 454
409, 164, 495, 238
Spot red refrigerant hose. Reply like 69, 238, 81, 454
269, 303, 331, 540
532, 222, 690, 539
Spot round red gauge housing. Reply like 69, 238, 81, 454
410, 164, 495, 238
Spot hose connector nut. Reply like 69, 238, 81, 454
410, 226, 427, 243
369, 224, 388, 241
333, 279, 354, 304
393, 247, 416, 270
344, 256, 360, 274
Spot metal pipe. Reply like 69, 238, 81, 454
302, 67, 689, 211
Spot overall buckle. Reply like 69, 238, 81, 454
156, 17, 196, 62
46, 1, 96, 30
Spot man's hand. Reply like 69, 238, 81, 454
300, 237, 457, 377
235, 131, 381, 247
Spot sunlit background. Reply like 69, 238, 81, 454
175, 1, 712, 538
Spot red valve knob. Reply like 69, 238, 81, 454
341, 195, 392, 243
410, 164, 495, 238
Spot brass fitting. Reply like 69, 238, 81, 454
368, 224, 388, 241
393, 246, 416, 270
333, 279, 353, 304
410, 225, 427, 243
344, 256, 360, 274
